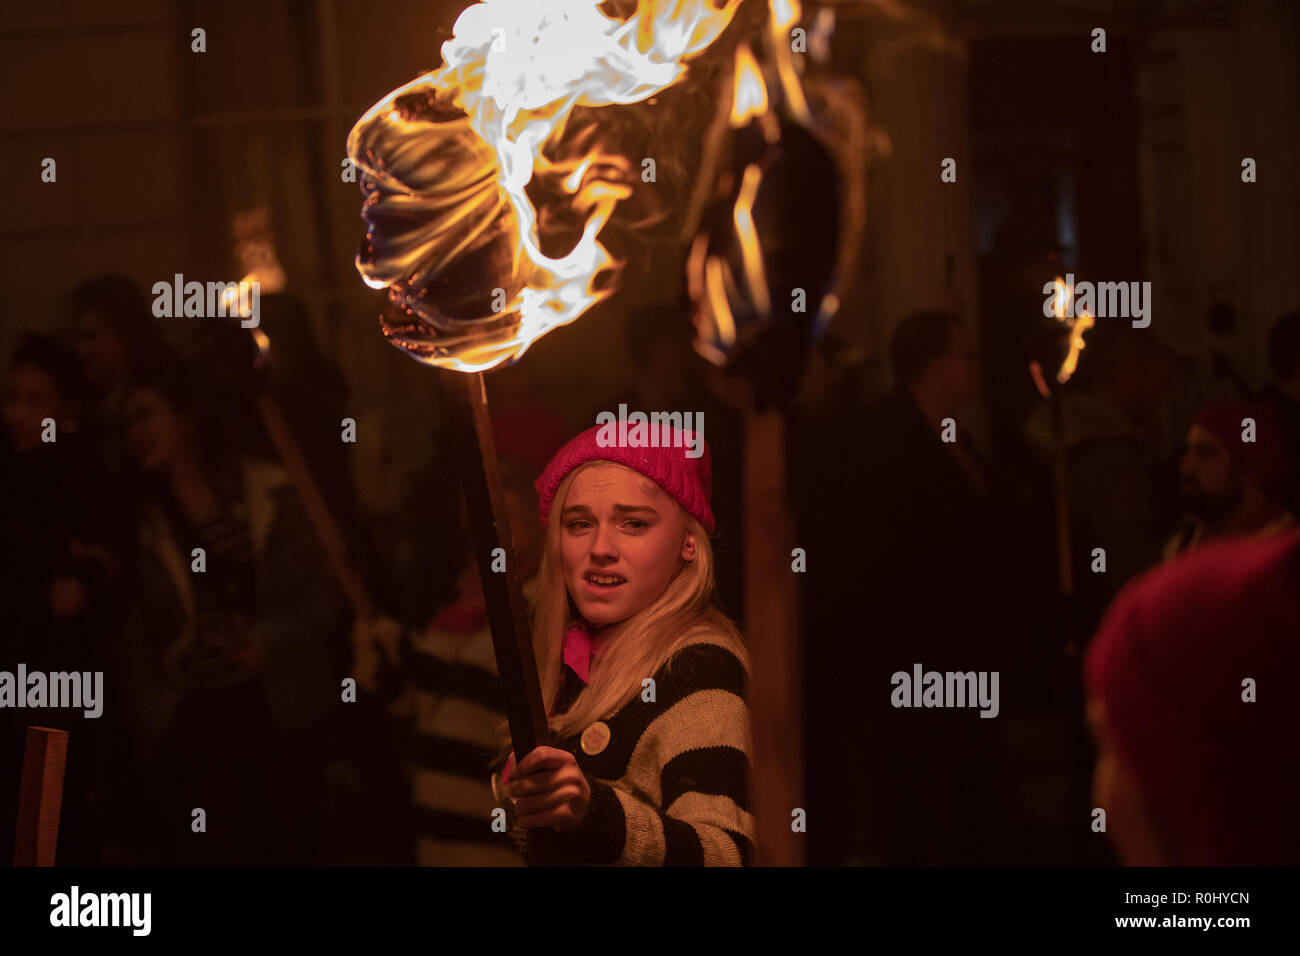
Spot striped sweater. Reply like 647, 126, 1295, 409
407, 619, 525, 866
495, 639, 754, 866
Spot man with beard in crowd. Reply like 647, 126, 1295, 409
1164, 402, 1294, 560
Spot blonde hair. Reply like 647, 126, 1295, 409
518, 460, 748, 744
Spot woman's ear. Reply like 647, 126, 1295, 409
681, 535, 696, 562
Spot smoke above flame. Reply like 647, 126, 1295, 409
348, 0, 742, 372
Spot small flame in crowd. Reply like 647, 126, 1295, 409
218, 273, 273, 361
1031, 276, 1095, 398
1048, 275, 1095, 385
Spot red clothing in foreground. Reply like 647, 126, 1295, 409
1086, 528, 1300, 865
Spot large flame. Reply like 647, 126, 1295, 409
348, 0, 742, 372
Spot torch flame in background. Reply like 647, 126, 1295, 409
216, 275, 272, 359
1048, 275, 1094, 385
689, 33, 779, 367
1031, 275, 1094, 398
689, 0, 841, 366
219, 211, 286, 360
348, 0, 742, 372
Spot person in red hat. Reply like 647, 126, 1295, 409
1086, 527, 1300, 865
1164, 402, 1294, 560
491, 423, 753, 865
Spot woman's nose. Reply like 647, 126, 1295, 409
590, 523, 618, 559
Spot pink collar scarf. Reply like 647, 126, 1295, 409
562, 619, 609, 685
503, 620, 606, 787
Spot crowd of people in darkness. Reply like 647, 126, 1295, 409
1, 275, 414, 864
2, 271, 1297, 866
795, 304, 1299, 865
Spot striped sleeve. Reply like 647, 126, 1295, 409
408, 626, 526, 865
563, 643, 754, 866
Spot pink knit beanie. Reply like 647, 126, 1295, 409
535, 423, 715, 533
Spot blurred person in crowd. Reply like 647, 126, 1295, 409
190, 291, 400, 619
0, 333, 121, 863
354, 403, 568, 865
116, 361, 347, 864
1261, 311, 1300, 516
1086, 528, 1300, 865
789, 330, 878, 867
68, 274, 177, 475
842, 309, 1018, 865
1, 333, 113, 643
1164, 402, 1293, 560
190, 293, 416, 864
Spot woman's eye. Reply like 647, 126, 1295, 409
623, 519, 647, 531
566, 519, 592, 531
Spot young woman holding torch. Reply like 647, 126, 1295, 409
492, 424, 754, 865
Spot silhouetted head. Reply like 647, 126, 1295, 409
3, 333, 83, 453
890, 310, 981, 409
70, 274, 172, 389
123, 363, 205, 473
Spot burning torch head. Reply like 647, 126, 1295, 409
351, 83, 533, 371
347, 0, 747, 374
688, 116, 840, 409
686, 12, 845, 412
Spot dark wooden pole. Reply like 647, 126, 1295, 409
255, 393, 376, 622
743, 406, 804, 866
438, 369, 564, 864
13, 727, 68, 867
1051, 389, 1074, 598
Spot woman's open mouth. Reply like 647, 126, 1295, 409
584, 571, 627, 592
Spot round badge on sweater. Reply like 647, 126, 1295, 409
580, 720, 611, 755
